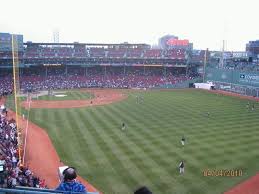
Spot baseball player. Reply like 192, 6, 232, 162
121, 122, 126, 130
179, 160, 185, 174
246, 102, 250, 109
181, 136, 185, 146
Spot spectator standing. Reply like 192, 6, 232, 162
56, 167, 87, 193
134, 186, 152, 194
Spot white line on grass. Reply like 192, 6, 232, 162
22, 99, 31, 165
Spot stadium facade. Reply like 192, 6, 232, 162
1, 32, 259, 92
0, 33, 206, 91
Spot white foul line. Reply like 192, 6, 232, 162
22, 99, 31, 165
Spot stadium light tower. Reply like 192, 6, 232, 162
219, 40, 225, 68
53, 29, 60, 43
203, 48, 208, 83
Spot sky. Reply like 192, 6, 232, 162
0, 0, 258, 51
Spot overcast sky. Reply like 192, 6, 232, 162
1, 0, 258, 51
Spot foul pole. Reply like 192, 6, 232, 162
12, 34, 23, 166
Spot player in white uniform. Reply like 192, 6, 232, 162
121, 122, 126, 130
181, 136, 185, 146
179, 161, 185, 174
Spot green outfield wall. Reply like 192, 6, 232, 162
206, 67, 259, 87
205, 67, 259, 97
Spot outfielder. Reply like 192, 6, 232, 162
181, 136, 185, 146
179, 160, 185, 174
121, 122, 126, 130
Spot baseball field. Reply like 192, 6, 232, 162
7, 89, 259, 194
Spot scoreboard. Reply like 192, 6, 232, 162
166, 39, 189, 46
159, 35, 191, 50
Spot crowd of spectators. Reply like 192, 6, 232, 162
0, 77, 13, 97
0, 109, 46, 189
0, 67, 196, 93
21, 46, 187, 59
0, 47, 187, 59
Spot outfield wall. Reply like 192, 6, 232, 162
206, 67, 259, 97
156, 78, 202, 89
206, 67, 259, 87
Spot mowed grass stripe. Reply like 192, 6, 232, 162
66, 108, 120, 193
77, 108, 134, 194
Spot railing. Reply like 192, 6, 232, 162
0, 187, 99, 194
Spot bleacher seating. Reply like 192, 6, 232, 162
107, 48, 126, 58
41, 48, 55, 58
143, 49, 162, 58
89, 48, 105, 58
164, 49, 185, 59
74, 48, 87, 57
126, 48, 143, 58
0, 52, 14, 58
0, 46, 192, 61
55, 47, 73, 58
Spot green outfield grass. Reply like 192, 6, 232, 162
19, 90, 259, 194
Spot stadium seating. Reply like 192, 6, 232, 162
23, 46, 40, 58
126, 48, 143, 58
73, 48, 87, 57
164, 49, 185, 59
55, 47, 73, 58
0, 111, 47, 189
0, 51, 20, 59
89, 47, 105, 58
107, 48, 126, 58
41, 48, 55, 58
143, 49, 162, 58
3, 46, 192, 62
